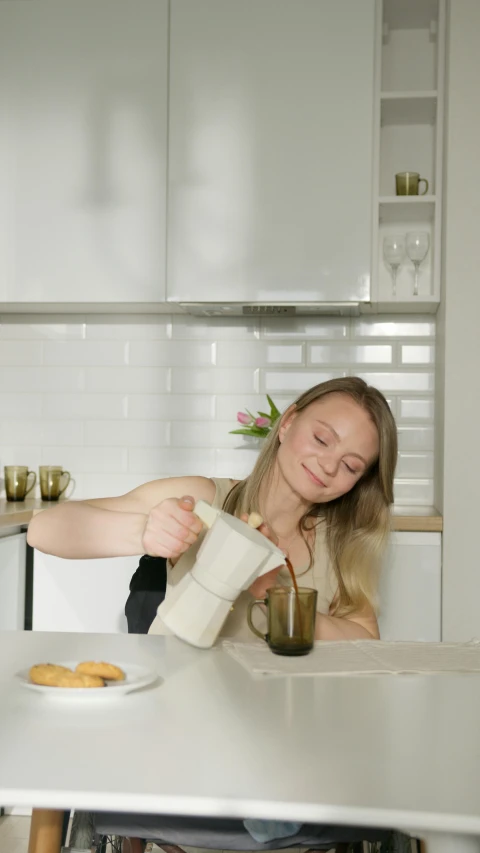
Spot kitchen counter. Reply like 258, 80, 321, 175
0, 499, 443, 535
0, 498, 61, 535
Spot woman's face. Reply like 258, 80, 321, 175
277, 393, 380, 503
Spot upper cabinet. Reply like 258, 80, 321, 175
167, 0, 376, 307
0, 0, 168, 304
372, 0, 446, 311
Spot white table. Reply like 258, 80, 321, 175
1, 631, 480, 853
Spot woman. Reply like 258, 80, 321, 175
28, 377, 398, 642
28, 376, 397, 853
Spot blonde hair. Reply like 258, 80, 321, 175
224, 377, 397, 616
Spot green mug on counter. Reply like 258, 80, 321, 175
4, 466, 37, 502
39, 466, 72, 501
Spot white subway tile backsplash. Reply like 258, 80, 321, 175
42, 393, 127, 420
397, 427, 434, 451
0, 316, 86, 340
393, 479, 434, 505
172, 316, 259, 340
41, 446, 129, 473
80, 473, 151, 499
308, 344, 392, 365
353, 318, 435, 338
0, 367, 85, 393
216, 341, 304, 368
0, 312, 437, 504
0, 394, 42, 418
214, 448, 261, 479
400, 345, 435, 364
128, 447, 216, 476
0, 420, 83, 446
85, 367, 170, 393
85, 421, 170, 448
44, 341, 127, 366
125, 394, 215, 421
399, 398, 435, 420
171, 368, 258, 394
0, 446, 42, 470
261, 318, 348, 339
262, 371, 340, 393
128, 341, 215, 367
0, 341, 43, 366
85, 315, 171, 340
396, 452, 434, 479
355, 372, 434, 392
170, 421, 239, 449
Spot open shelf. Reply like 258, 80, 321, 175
381, 91, 437, 125
379, 197, 436, 224
383, 0, 439, 30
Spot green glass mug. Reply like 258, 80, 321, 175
39, 466, 71, 501
4, 466, 36, 502
247, 586, 318, 656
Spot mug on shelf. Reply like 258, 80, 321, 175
395, 171, 429, 196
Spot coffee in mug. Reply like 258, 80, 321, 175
4, 466, 37, 502
395, 171, 429, 196
39, 466, 71, 501
247, 586, 318, 656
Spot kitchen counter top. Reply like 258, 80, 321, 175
0, 499, 443, 535
0, 498, 61, 535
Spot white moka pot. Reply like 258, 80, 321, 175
157, 500, 286, 649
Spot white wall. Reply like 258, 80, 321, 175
0, 312, 435, 505
440, 0, 480, 641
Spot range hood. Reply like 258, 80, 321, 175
179, 302, 363, 317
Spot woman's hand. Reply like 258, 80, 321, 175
142, 495, 204, 559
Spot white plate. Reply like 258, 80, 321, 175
16, 661, 160, 701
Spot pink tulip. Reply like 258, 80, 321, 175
255, 416, 271, 428
237, 411, 253, 425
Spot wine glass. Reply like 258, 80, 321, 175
406, 231, 430, 297
383, 235, 405, 297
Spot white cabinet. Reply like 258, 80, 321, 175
32, 551, 139, 634
167, 0, 375, 306
0, 0, 168, 305
0, 533, 26, 631
378, 531, 441, 641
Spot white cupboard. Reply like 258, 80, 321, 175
378, 531, 441, 641
0, 532, 26, 631
0, 0, 168, 304
32, 551, 139, 634
167, 0, 376, 306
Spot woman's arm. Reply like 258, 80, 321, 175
315, 610, 379, 641
26, 476, 215, 560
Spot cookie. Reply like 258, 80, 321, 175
75, 661, 125, 682
56, 672, 105, 688
29, 663, 104, 688
29, 664, 72, 686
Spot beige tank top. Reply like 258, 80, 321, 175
148, 477, 338, 641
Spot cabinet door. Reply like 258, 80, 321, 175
0, 0, 168, 304
32, 551, 138, 633
168, 0, 375, 304
0, 533, 26, 631
378, 532, 441, 642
